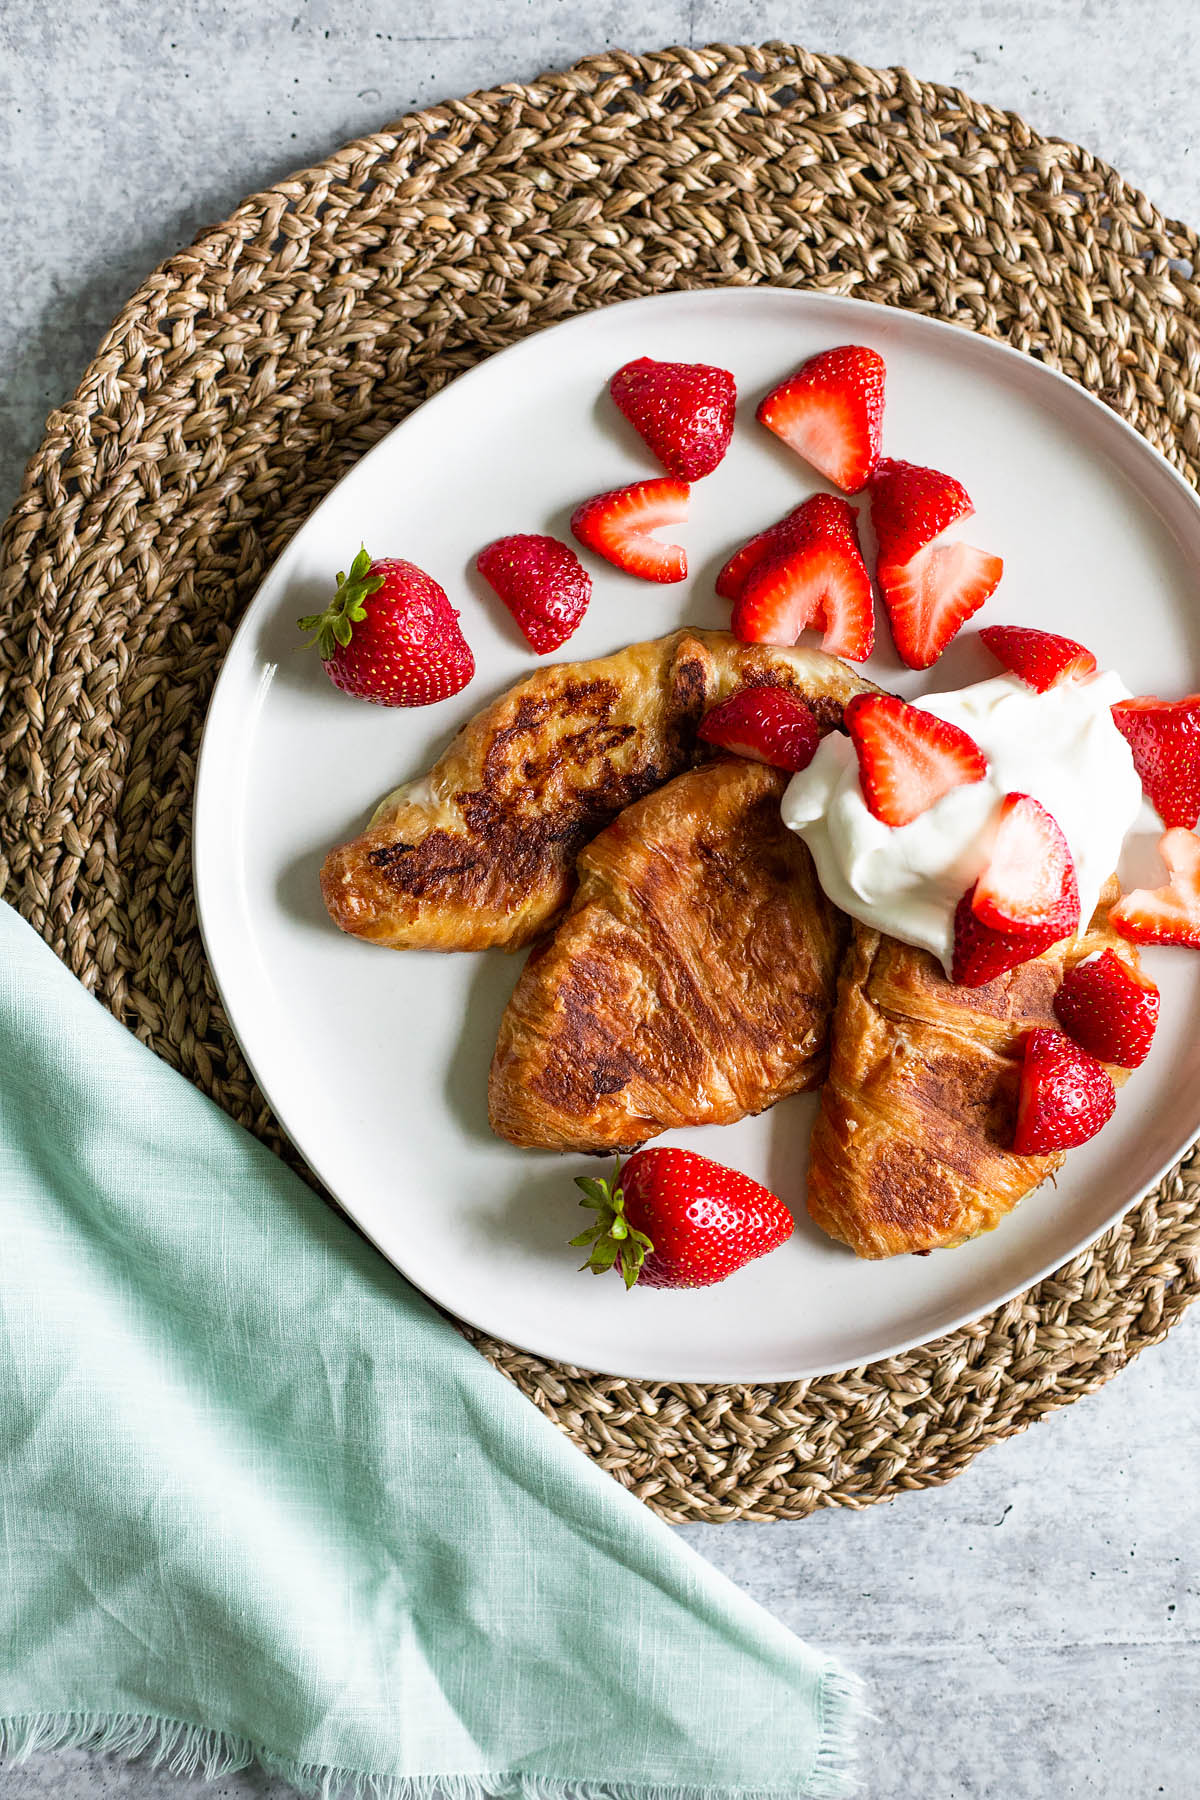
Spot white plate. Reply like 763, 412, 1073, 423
194, 288, 1200, 1382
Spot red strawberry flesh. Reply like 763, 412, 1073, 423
951, 887, 1065, 987
868, 458, 974, 566
979, 624, 1098, 693
971, 793, 1081, 937
844, 692, 988, 829
1053, 949, 1159, 1068
756, 345, 885, 493
1111, 696, 1200, 829
879, 540, 1003, 670
1012, 1028, 1116, 1155
610, 356, 737, 481
698, 686, 820, 772
731, 494, 874, 662
1110, 827, 1200, 947
476, 534, 591, 653
571, 477, 690, 583
716, 504, 813, 602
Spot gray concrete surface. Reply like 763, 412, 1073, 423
1, 3, 1198, 1797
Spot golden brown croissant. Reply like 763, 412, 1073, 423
806, 885, 1138, 1258
320, 628, 874, 953
488, 759, 849, 1152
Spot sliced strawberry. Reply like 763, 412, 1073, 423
698, 686, 820, 772
1110, 696, 1200, 828
1053, 949, 1160, 1068
476, 534, 591, 653
878, 542, 1003, 670
868, 458, 1002, 668
1012, 1028, 1116, 1156
844, 692, 988, 829
972, 793, 1081, 938
609, 357, 737, 480
951, 887, 1066, 987
731, 494, 874, 661
978, 624, 1098, 693
715, 504, 811, 602
755, 345, 885, 493
1110, 827, 1200, 948
570, 477, 689, 583
868, 458, 975, 566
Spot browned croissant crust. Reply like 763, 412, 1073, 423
807, 884, 1138, 1258
320, 628, 874, 953
488, 759, 849, 1153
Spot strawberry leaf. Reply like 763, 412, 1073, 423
568, 1222, 606, 1248
297, 544, 385, 662
570, 1159, 654, 1288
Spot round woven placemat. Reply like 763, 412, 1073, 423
3, 41, 1200, 1522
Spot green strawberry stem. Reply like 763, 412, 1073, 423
569, 1159, 655, 1291
297, 546, 385, 661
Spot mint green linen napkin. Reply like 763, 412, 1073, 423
0, 900, 861, 1799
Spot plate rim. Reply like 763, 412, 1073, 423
193, 284, 1200, 1382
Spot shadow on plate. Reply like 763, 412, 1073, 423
763, 1087, 855, 1256
442, 946, 529, 1148
466, 1147, 609, 1273
276, 832, 345, 936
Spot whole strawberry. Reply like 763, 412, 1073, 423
299, 547, 474, 706
571, 1148, 793, 1290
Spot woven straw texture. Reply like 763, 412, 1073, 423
3, 41, 1200, 1522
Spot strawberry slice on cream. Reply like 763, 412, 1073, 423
782, 668, 1141, 975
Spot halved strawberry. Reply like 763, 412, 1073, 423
1053, 949, 1160, 1068
1012, 1028, 1116, 1156
698, 686, 820, 772
476, 534, 591, 653
610, 357, 737, 480
869, 458, 975, 566
715, 504, 811, 602
1110, 827, 1200, 948
951, 888, 1066, 988
731, 494, 874, 661
878, 542, 1004, 670
868, 458, 1002, 668
570, 477, 689, 582
1110, 696, 1200, 828
756, 345, 885, 493
979, 624, 1098, 693
843, 692, 988, 828
971, 793, 1081, 938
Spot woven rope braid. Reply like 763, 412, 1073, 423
2, 41, 1199, 1522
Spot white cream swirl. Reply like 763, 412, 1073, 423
781, 671, 1142, 972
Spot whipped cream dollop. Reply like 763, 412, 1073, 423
781, 671, 1142, 972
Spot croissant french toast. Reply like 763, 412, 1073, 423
489, 759, 848, 1152
806, 884, 1138, 1258
320, 628, 873, 952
